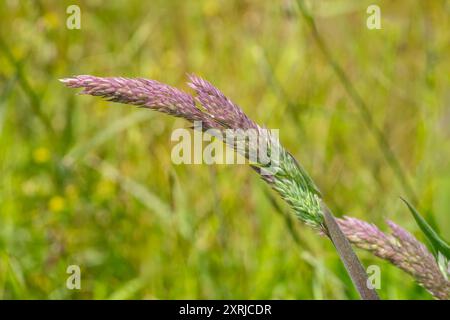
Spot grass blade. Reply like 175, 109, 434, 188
401, 197, 450, 259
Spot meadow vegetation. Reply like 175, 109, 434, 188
0, 0, 449, 299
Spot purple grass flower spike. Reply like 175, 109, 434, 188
62, 73, 449, 300
187, 74, 258, 130
338, 217, 449, 300
60, 75, 218, 129
60, 74, 325, 230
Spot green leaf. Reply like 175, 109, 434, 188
401, 197, 450, 260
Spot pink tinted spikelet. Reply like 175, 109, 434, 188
338, 217, 449, 300
187, 74, 258, 130
60, 75, 217, 129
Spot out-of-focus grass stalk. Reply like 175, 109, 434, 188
0, 37, 55, 137
294, 0, 418, 205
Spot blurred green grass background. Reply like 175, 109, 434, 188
0, 0, 449, 299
